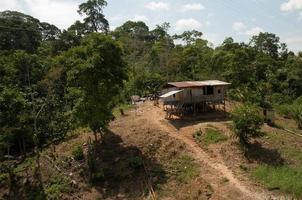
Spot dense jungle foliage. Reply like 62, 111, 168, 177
0, 0, 302, 160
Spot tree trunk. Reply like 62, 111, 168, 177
7, 144, 10, 156
22, 136, 26, 157
35, 147, 43, 188
8, 167, 14, 198
18, 137, 22, 156
94, 131, 98, 142
52, 144, 56, 153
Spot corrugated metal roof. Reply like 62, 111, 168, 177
167, 80, 230, 88
160, 90, 183, 98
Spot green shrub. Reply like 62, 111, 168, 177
231, 104, 264, 147
271, 93, 292, 105
252, 165, 302, 198
192, 129, 203, 143
72, 146, 84, 161
294, 96, 302, 105
129, 156, 143, 169
291, 104, 302, 129
0, 173, 8, 186
276, 104, 293, 118
45, 177, 71, 200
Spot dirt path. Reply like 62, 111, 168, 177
138, 102, 274, 200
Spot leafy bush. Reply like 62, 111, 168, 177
227, 87, 262, 105
45, 177, 71, 200
276, 99, 302, 129
72, 146, 84, 161
0, 173, 8, 186
252, 165, 302, 198
192, 129, 203, 143
276, 104, 293, 118
294, 96, 302, 105
291, 104, 302, 129
271, 93, 292, 105
231, 104, 264, 147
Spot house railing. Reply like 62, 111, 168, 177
164, 94, 225, 105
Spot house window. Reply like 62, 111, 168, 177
218, 89, 221, 94
173, 94, 176, 98
206, 86, 214, 95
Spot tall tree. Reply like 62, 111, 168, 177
0, 11, 42, 52
62, 33, 127, 141
249, 32, 287, 59
173, 30, 203, 45
78, 0, 109, 33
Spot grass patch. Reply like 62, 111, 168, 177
274, 118, 302, 135
280, 147, 302, 166
169, 155, 199, 183
252, 165, 302, 198
193, 128, 227, 146
113, 104, 135, 117
14, 157, 35, 173
264, 131, 302, 165
45, 176, 72, 200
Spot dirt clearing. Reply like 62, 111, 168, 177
129, 101, 284, 200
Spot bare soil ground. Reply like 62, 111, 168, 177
2, 101, 295, 200
138, 101, 282, 200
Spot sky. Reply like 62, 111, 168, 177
1, 0, 302, 52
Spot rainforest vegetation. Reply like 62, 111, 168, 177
0, 1, 302, 198
1, 0, 302, 160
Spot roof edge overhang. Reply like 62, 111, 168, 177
166, 80, 231, 89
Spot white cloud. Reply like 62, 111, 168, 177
244, 26, 264, 36
299, 11, 302, 20
145, 1, 169, 11
280, 0, 302, 11
133, 15, 148, 22
183, 3, 204, 11
0, 0, 22, 11
283, 34, 302, 52
23, 0, 80, 29
175, 18, 202, 31
203, 33, 218, 46
233, 21, 247, 31
109, 14, 125, 22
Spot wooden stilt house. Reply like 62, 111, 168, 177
160, 80, 230, 118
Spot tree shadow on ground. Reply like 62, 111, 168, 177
3, 176, 46, 200
245, 141, 284, 166
82, 130, 168, 199
168, 110, 231, 130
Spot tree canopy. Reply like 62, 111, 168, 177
78, 0, 109, 33
1, 0, 302, 167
